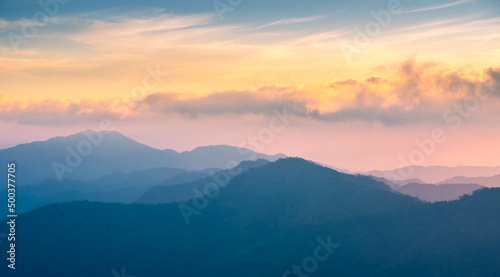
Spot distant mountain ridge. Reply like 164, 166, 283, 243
0, 167, 211, 217
0, 160, 269, 217
0, 130, 286, 185
440, 173, 500, 188
370, 176, 485, 202
395, 183, 483, 202
367, 165, 500, 184
5, 158, 500, 277
136, 159, 271, 204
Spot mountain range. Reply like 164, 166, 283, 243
0, 130, 285, 185
2, 158, 499, 277
394, 182, 483, 202
1, 131, 497, 218
367, 165, 500, 184
440, 173, 500, 188
0, 159, 271, 217
0, 130, 499, 276
0, 167, 212, 217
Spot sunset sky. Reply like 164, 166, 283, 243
1, 0, 499, 171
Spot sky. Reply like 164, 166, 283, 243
0, 0, 499, 171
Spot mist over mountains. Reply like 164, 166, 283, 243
0, 130, 285, 185
440, 173, 500, 188
2, 0, 499, 275
2, 158, 500, 277
1, 132, 500, 276
1, 131, 498, 217
395, 183, 483, 202
367, 165, 500, 184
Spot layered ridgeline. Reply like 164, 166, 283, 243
0, 130, 285, 185
440, 173, 500, 188
136, 159, 270, 204
367, 165, 500, 184
0, 160, 268, 217
372, 176, 484, 202
3, 158, 500, 277
0, 167, 208, 216
394, 183, 483, 202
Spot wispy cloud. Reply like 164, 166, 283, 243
1, 8, 498, 104
398, 0, 472, 14
254, 15, 327, 30
69, 13, 216, 44
380, 16, 500, 46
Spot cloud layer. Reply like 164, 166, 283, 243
1, 59, 498, 126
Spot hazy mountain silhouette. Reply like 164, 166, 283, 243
136, 159, 271, 204
440, 173, 500, 188
4, 158, 500, 276
371, 176, 483, 202
0, 167, 215, 217
0, 130, 179, 185
0, 130, 285, 185
394, 183, 483, 202
0, 161, 266, 216
370, 176, 426, 187
91, 167, 190, 189
367, 165, 500, 184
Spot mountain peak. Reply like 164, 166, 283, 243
202, 157, 420, 227
0, 130, 289, 185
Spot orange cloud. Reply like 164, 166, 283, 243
0, 59, 498, 126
